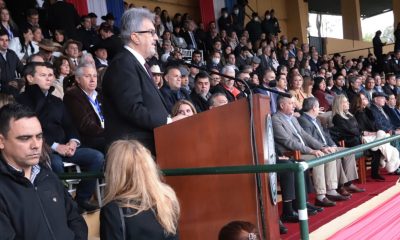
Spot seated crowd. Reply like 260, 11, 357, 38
0, 0, 400, 238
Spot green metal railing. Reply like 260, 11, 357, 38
58, 134, 400, 240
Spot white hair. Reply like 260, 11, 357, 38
120, 8, 155, 45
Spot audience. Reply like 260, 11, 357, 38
1, 3, 400, 237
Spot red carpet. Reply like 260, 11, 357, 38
281, 171, 400, 240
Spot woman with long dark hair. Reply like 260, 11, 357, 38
8, 26, 38, 63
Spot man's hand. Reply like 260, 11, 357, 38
310, 149, 325, 157
56, 144, 72, 157
322, 147, 336, 154
8, 80, 18, 89
171, 114, 188, 122
66, 141, 78, 156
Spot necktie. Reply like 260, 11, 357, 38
73, 59, 78, 66
144, 63, 154, 80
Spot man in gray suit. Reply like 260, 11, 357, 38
298, 98, 365, 196
272, 96, 347, 208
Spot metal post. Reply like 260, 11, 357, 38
295, 163, 309, 240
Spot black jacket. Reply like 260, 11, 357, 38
102, 48, 169, 154
47, 1, 80, 39
159, 85, 191, 114
190, 91, 210, 113
331, 114, 361, 147
100, 201, 177, 240
16, 84, 79, 146
0, 49, 24, 94
0, 158, 87, 239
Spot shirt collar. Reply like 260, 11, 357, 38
81, 87, 98, 100
281, 112, 293, 121
125, 45, 146, 66
304, 112, 316, 121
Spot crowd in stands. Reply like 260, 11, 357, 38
1, 0, 400, 238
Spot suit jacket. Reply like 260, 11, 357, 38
98, 35, 124, 61
47, 1, 80, 39
102, 48, 169, 154
259, 54, 272, 72
159, 85, 191, 114
298, 114, 336, 147
369, 103, 395, 132
190, 91, 210, 113
63, 86, 105, 151
388, 58, 400, 75
272, 111, 324, 154
382, 84, 398, 97
331, 114, 361, 147
383, 105, 400, 129
181, 31, 198, 49
0, 49, 24, 94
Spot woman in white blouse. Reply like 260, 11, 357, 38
8, 26, 38, 63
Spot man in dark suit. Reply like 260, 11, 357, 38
181, 20, 198, 50
159, 66, 191, 113
97, 22, 124, 61
0, 30, 23, 95
382, 73, 398, 97
387, 50, 400, 76
76, 15, 99, 52
383, 94, 400, 129
190, 71, 211, 113
47, 0, 80, 39
102, 8, 185, 155
64, 64, 105, 153
298, 97, 364, 195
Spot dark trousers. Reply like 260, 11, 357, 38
277, 159, 313, 201
51, 147, 104, 201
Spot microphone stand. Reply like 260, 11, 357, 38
181, 62, 290, 239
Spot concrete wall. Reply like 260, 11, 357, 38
324, 37, 395, 58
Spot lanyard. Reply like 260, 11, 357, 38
86, 95, 105, 127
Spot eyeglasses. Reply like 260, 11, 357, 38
135, 29, 157, 36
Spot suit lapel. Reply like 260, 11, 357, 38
126, 51, 169, 110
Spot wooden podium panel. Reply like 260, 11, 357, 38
155, 95, 279, 240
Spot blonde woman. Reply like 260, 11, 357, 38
100, 140, 180, 240
330, 95, 366, 192
288, 74, 306, 111
171, 100, 197, 118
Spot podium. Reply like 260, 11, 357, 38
154, 94, 279, 239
